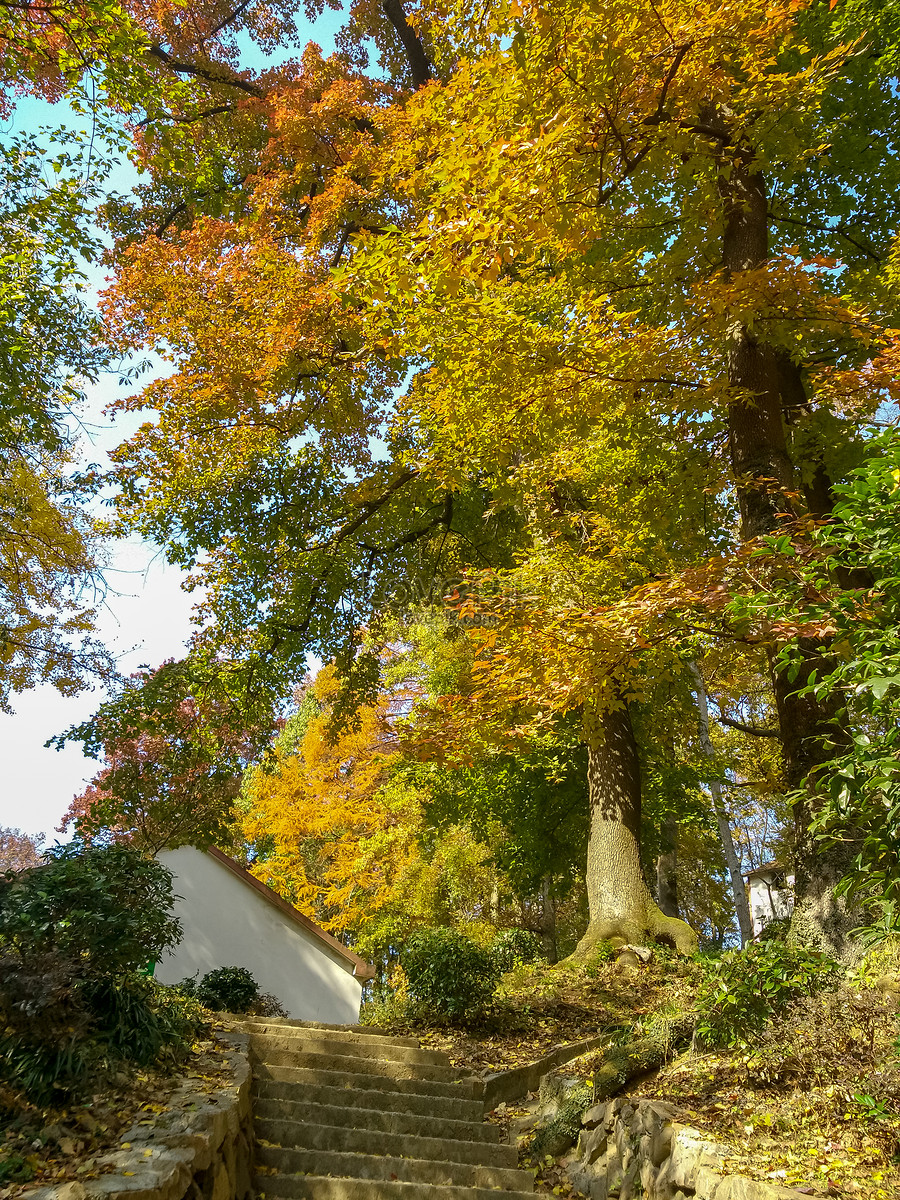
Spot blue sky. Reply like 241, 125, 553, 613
0, 5, 345, 841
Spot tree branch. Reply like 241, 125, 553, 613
147, 44, 265, 97
718, 714, 780, 738
381, 0, 432, 89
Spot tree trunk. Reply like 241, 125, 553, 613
655, 814, 680, 919
717, 134, 861, 958
540, 875, 558, 964
689, 661, 754, 946
718, 146, 795, 541
574, 699, 697, 956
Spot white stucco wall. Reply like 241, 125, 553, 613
748, 871, 795, 937
154, 847, 363, 1023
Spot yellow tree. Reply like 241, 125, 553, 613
238, 665, 427, 936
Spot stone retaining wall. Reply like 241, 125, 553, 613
26, 1033, 253, 1200
481, 1034, 608, 1111
567, 1095, 812, 1200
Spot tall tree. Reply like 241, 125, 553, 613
344, 0, 900, 954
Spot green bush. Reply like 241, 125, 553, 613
0, 841, 181, 974
87, 973, 208, 1064
695, 940, 841, 1051
492, 928, 545, 973
178, 967, 286, 1015
196, 966, 260, 1012
0, 842, 203, 1102
402, 927, 500, 1022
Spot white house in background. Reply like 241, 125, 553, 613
154, 846, 374, 1023
744, 862, 795, 938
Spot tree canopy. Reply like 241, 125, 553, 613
9, 0, 900, 960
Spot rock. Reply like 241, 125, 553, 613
618, 1156, 641, 1199
74, 1112, 102, 1135
622, 944, 654, 963
582, 1102, 610, 1130
509, 1112, 540, 1143
577, 1125, 608, 1165
874, 974, 900, 1009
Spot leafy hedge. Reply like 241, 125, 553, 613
0, 842, 206, 1102
402, 927, 500, 1021
695, 940, 840, 1051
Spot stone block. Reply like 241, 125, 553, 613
695, 1163, 725, 1199
20, 1037, 253, 1200
577, 1125, 609, 1164
618, 1157, 641, 1200
582, 1103, 608, 1130
667, 1126, 727, 1189
638, 1154, 657, 1194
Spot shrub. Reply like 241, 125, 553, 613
0, 841, 181, 975
492, 928, 545, 974
695, 940, 841, 1051
402, 927, 500, 1022
86, 973, 208, 1064
196, 966, 260, 1012
0, 951, 95, 1103
0, 843, 203, 1102
178, 967, 286, 1016
249, 991, 289, 1018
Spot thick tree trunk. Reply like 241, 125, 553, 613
718, 137, 861, 958
574, 700, 697, 956
718, 148, 795, 541
655, 815, 680, 919
689, 662, 753, 946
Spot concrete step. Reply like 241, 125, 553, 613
248, 1032, 450, 1068
235, 1018, 420, 1048
255, 1079, 484, 1123
255, 1176, 535, 1199
252, 1047, 465, 1085
254, 1063, 482, 1101
257, 1146, 534, 1191
254, 1097, 500, 1143
255, 1176, 535, 1195
255, 1116, 517, 1168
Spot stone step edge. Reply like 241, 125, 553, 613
257, 1146, 533, 1190
256, 1064, 483, 1101
238, 1023, 422, 1049
253, 1097, 499, 1141
253, 1080, 484, 1122
252, 1049, 465, 1082
255, 1175, 536, 1200
254, 1116, 516, 1167
228, 1017, 412, 1039
246, 1034, 450, 1066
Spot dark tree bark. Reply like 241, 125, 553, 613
717, 133, 862, 957
381, 0, 433, 90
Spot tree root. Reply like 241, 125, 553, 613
573, 908, 698, 959
591, 1011, 697, 1102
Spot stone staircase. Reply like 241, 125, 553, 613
238, 1017, 535, 1200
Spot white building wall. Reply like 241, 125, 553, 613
748, 871, 795, 938
154, 847, 363, 1023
